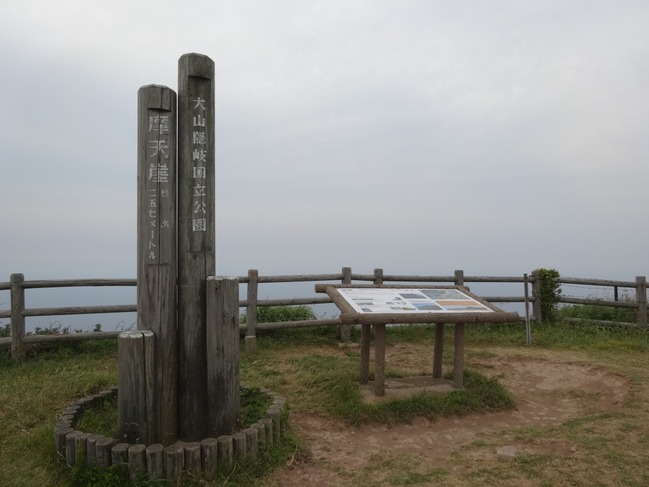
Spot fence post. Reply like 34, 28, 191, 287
10, 273, 25, 362
245, 269, 258, 353
636, 276, 647, 327
339, 267, 352, 341
373, 268, 384, 285
524, 273, 532, 345
454, 269, 464, 287
531, 270, 542, 323
453, 270, 466, 388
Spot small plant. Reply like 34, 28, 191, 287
32, 321, 71, 336
533, 268, 561, 323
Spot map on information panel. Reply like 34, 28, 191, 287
337, 288, 494, 314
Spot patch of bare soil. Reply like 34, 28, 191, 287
267, 346, 631, 486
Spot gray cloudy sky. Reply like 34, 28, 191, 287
2, 0, 648, 290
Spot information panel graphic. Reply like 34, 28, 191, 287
337, 288, 493, 314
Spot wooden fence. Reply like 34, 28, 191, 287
1, 268, 647, 360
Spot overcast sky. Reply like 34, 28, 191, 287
2, 0, 648, 296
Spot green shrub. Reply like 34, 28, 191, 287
533, 268, 561, 323
241, 305, 316, 324
256, 305, 316, 323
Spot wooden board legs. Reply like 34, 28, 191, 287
374, 324, 386, 396
453, 322, 465, 389
433, 323, 444, 379
360, 321, 466, 396
359, 323, 385, 396
360, 324, 371, 384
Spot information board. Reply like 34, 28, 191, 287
337, 287, 493, 314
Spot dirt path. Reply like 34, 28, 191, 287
267, 347, 631, 486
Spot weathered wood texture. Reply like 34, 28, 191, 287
524, 273, 532, 344
184, 442, 202, 473
261, 417, 273, 447
96, 437, 117, 469
177, 52, 216, 441
454, 271, 466, 388
117, 331, 155, 444
128, 444, 147, 480
339, 267, 352, 341
57, 385, 287, 477
137, 84, 178, 445
244, 427, 258, 459
164, 443, 184, 481
217, 435, 234, 471
201, 438, 218, 480
1, 331, 121, 347
22, 305, 137, 317
5, 269, 649, 359
453, 323, 466, 388
246, 269, 259, 337
257, 273, 342, 283
432, 323, 444, 378
86, 435, 101, 467
206, 277, 241, 437
10, 273, 25, 361
240, 296, 332, 307
373, 324, 386, 396
360, 324, 371, 384
232, 432, 246, 461
145, 444, 165, 480
637, 276, 648, 327
111, 443, 130, 475
15, 278, 137, 289
241, 318, 340, 332
245, 269, 259, 353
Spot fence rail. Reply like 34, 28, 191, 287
1, 268, 647, 360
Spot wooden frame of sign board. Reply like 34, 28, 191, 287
315, 284, 520, 395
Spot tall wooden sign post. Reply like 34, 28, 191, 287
129, 84, 178, 445
177, 53, 218, 441
121, 53, 239, 446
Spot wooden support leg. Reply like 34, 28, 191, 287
360, 324, 371, 384
453, 322, 465, 389
433, 323, 445, 379
374, 324, 386, 396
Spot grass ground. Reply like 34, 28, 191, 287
2, 320, 649, 486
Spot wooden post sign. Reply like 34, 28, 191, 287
177, 53, 217, 441
121, 53, 239, 446
136, 84, 178, 445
